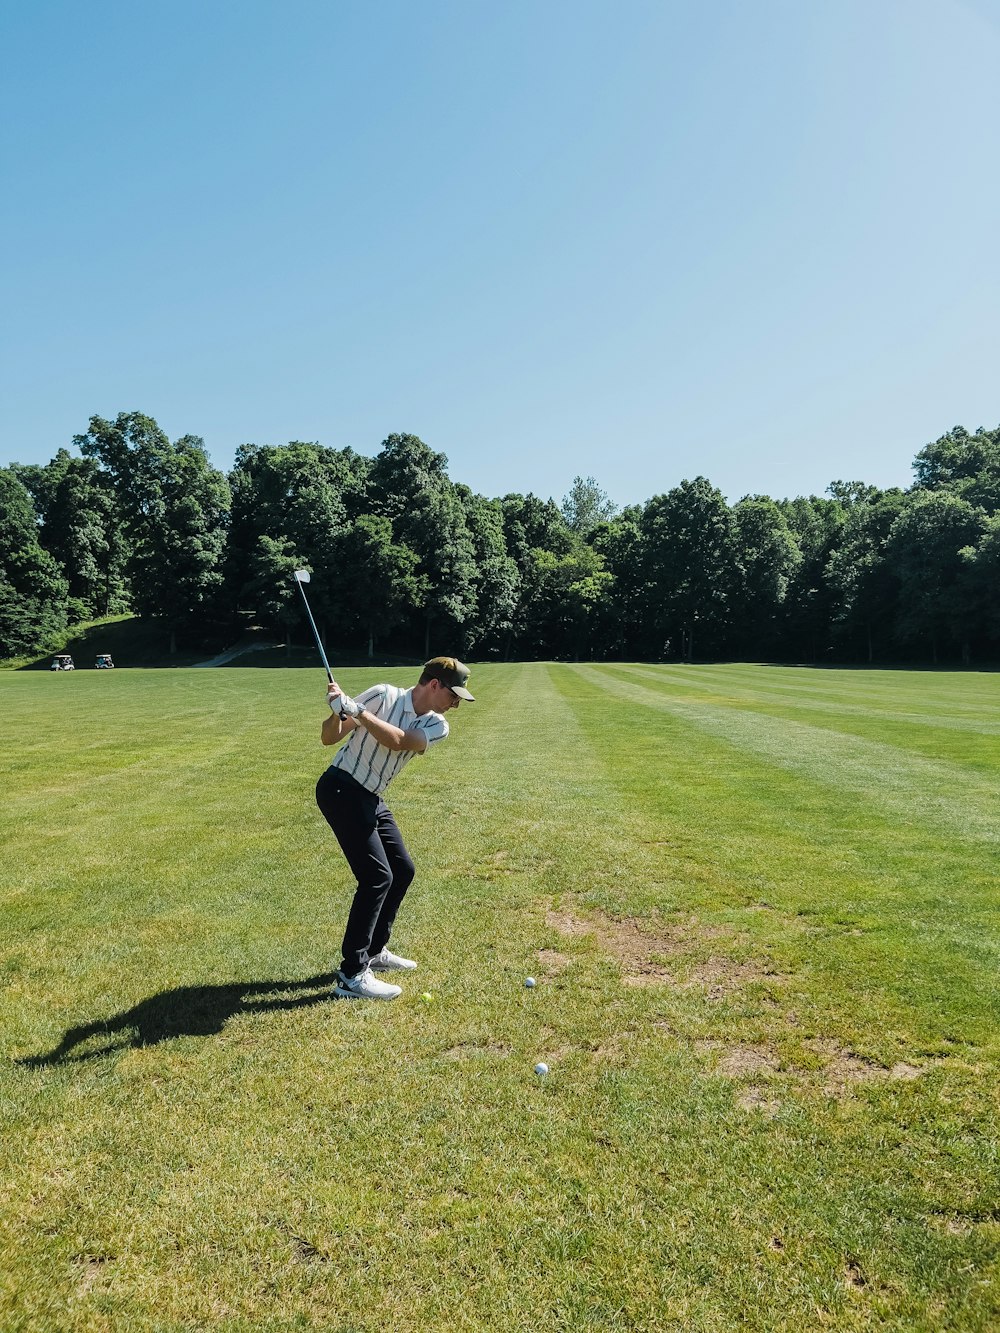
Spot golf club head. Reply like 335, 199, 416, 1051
293, 569, 311, 584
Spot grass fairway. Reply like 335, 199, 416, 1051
2, 662, 998, 1331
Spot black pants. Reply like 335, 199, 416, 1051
315, 767, 416, 978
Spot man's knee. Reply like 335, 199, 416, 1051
355, 860, 393, 898
393, 854, 416, 891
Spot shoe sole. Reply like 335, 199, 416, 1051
333, 985, 401, 1001
370, 963, 417, 972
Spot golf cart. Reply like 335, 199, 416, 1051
50, 654, 75, 671
95, 654, 115, 669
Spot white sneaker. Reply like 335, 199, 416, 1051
370, 948, 418, 972
334, 967, 402, 1000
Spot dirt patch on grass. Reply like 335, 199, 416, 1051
545, 910, 595, 937
719, 1046, 781, 1078
442, 1042, 510, 1060
537, 948, 571, 975
622, 970, 673, 987
844, 1259, 867, 1289
546, 904, 747, 990
291, 1233, 331, 1264
696, 1040, 781, 1078
589, 1030, 638, 1061
480, 850, 518, 875
889, 1061, 921, 1080
546, 906, 685, 984
73, 1255, 114, 1295
738, 1088, 782, 1116
810, 1040, 886, 1089
805, 1039, 922, 1093
928, 1209, 1000, 1235
544, 1044, 574, 1062
684, 956, 785, 1000
693, 1040, 783, 1112
544, 899, 791, 1000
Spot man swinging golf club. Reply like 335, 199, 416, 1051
315, 657, 475, 1000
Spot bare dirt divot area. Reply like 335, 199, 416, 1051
738, 1089, 782, 1116
694, 1040, 782, 1077
542, 899, 930, 1102
806, 1039, 924, 1094
537, 947, 571, 976
442, 1042, 510, 1061
544, 904, 748, 985
684, 956, 787, 1000
691, 1039, 784, 1114
544, 900, 790, 1002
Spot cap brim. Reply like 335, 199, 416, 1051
453, 686, 475, 701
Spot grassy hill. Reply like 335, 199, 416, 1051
7, 614, 426, 673
8, 615, 206, 670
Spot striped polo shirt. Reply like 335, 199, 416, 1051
329, 683, 449, 795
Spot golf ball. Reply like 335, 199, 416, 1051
421, 992, 433, 1003
534, 1062, 549, 1076
524, 977, 536, 988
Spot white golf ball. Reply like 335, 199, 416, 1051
524, 977, 536, 988
534, 1062, 549, 1076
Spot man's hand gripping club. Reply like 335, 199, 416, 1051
327, 683, 363, 719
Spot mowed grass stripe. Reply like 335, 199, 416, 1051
607, 665, 1000, 784
655, 661, 1000, 717
574, 664, 1000, 848
613, 663, 1000, 741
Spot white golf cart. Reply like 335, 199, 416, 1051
50, 654, 75, 671
95, 654, 115, 669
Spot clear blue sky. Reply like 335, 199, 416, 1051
2, 0, 998, 507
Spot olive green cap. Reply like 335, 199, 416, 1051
422, 656, 475, 701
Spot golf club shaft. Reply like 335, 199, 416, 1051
293, 577, 334, 683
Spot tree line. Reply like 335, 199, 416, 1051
2, 412, 999, 665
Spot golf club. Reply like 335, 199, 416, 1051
292, 569, 333, 684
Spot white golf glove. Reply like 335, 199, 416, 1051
331, 691, 363, 718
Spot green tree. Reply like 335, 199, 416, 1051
500, 493, 576, 654
368, 434, 476, 655
955, 516, 1000, 656
76, 414, 230, 652
520, 546, 613, 660
13, 449, 127, 617
501, 493, 576, 569
825, 490, 905, 662
777, 495, 847, 662
885, 491, 988, 661
228, 443, 366, 558
226, 441, 367, 637
334, 516, 424, 657
456, 488, 520, 657
591, 507, 645, 658
826, 480, 882, 508
561, 475, 619, 536
640, 478, 737, 661
0, 468, 69, 657
731, 497, 801, 655
241, 536, 305, 654
912, 425, 1000, 513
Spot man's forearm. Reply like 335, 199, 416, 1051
321, 712, 355, 746
355, 707, 424, 754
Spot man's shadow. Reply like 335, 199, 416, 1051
17, 971, 341, 1067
